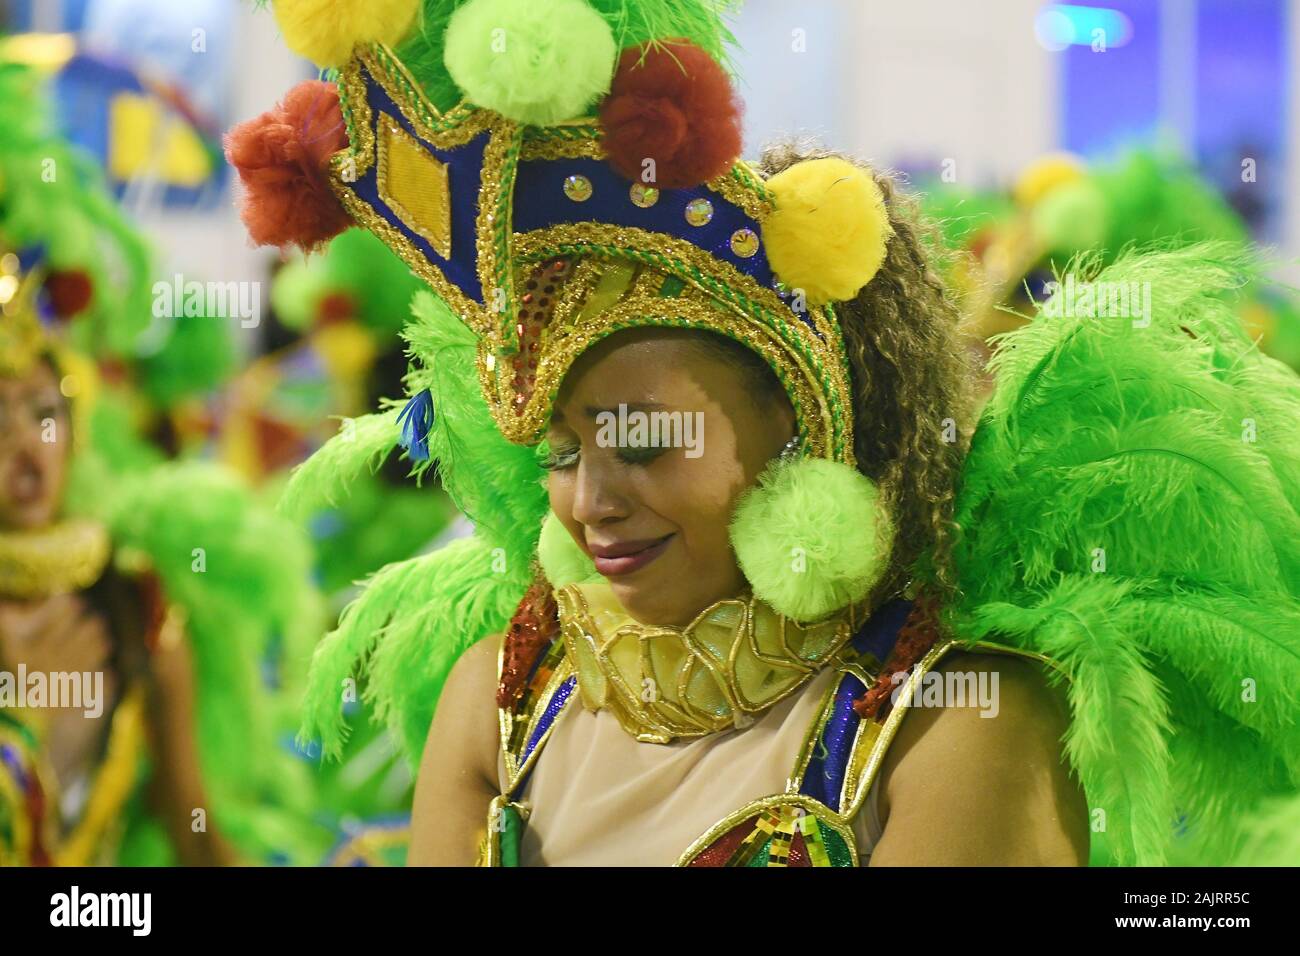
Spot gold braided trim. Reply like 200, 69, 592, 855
497, 654, 576, 796
508, 223, 854, 463
0, 519, 111, 600
475, 122, 523, 352
837, 639, 1066, 822
675, 792, 858, 867
557, 578, 875, 744
480, 289, 838, 461
519, 123, 603, 162
707, 161, 775, 222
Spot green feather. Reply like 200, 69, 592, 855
69, 461, 332, 862
951, 243, 1300, 865
278, 408, 401, 522
299, 291, 549, 763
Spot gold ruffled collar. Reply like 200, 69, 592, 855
556, 579, 873, 744
0, 519, 111, 600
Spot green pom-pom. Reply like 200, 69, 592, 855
729, 458, 894, 622
270, 255, 330, 332
1032, 179, 1109, 257
538, 510, 598, 587
443, 0, 617, 125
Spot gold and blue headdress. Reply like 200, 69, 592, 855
231, 0, 897, 622
231, 0, 894, 465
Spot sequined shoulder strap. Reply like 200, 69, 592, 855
810, 603, 1062, 826
495, 580, 577, 798
788, 597, 916, 816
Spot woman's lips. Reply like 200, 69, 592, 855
590, 534, 674, 577
6, 456, 44, 506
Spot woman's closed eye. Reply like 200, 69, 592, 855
539, 443, 670, 471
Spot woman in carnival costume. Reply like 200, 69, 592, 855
230, 0, 1300, 866
0, 60, 330, 866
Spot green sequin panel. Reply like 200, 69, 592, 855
822, 826, 853, 867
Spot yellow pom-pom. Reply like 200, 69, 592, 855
272, 0, 421, 67
764, 158, 892, 306
1013, 152, 1086, 208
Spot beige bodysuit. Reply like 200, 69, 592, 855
496, 663, 886, 866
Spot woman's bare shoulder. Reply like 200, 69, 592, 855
409, 633, 504, 865
439, 633, 503, 728
869, 649, 1089, 866
421, 633, 503, 784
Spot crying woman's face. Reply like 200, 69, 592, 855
543, 326, 795, 628
0, 360, 71, 530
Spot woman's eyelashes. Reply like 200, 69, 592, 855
539, 442, 669, 471
539, 444, 580, 471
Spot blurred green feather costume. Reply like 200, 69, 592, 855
0, 57, 330, 866
239, 1, 1300, 866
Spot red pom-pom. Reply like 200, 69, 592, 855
599, 40, 742, 190
225, 80, 352, 253
316, 291, 358, 326
44, 270, 93, 318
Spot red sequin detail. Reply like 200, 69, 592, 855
852, 592, 944, 721
496, 580, 561, 708
788, 831, 810, 867
503, 258, 574, 409
687, 817, 757, 867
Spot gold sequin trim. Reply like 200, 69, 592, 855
706, 160, 775, 222
509, 222, 855, 463
838, 639, 1067, 822
519, 124, 603, 162
480, 289, 839, 463
497, 656, 576, 796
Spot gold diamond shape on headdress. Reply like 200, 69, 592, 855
377, 117, 452, 260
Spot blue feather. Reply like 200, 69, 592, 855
396, 389, 435, 461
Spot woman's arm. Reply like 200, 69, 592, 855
408, 633, 503, 866
144, 616, 239, 866
869, 651, 1089, 866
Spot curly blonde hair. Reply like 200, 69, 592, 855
757, 141, 976, 600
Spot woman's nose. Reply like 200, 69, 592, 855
571, 455, 633, 527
